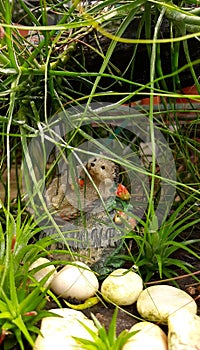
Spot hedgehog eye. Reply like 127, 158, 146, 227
91, 162, 95, 167
101, 165, 105, 170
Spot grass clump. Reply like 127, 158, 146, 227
0, 204, 62, 349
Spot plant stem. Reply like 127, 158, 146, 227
4, 0, 18, 69
147, 8, 166, 225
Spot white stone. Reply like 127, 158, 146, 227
122, 321, 168, 350
50, 261, 99, 300
137, 285, 197, 324
101, 268, 143, 305
34, 308, 97, 350
29, 257, 57, 288
168, 308, 200, 350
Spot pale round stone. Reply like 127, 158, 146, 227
137, 285, 197, 324
168, 308, 200, 349
50, 261, 99, 300
122, 321, 168, 350
29, 257, 57, 288
33, 308, 97, 350
101, 268, 143, 305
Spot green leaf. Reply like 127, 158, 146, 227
9, 255, 19, 314
107, 308, 118, 344
149, 214, 158, 233
12, 315, 35, 347
0, 289, 17, 318
155, 254, 163, 279
19, 283, 47, 314
0, 299, 9, 313
112, 329, 139, 350
0, 311, 12, 319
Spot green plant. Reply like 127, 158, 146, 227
0, 203, 61, 349
75, 307, 137, 350
0, 1, 200, 347
123, 195, 200, 282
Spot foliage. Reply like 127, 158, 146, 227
0, 0, 200, 347
0, 204, 61, 349
75, 307, 137, 350
122, 196, 200, 281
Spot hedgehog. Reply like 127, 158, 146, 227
45, 157, 119, 220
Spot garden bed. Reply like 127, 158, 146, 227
0, 1, 200, 348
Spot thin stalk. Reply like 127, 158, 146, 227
85, 6, 140, 107
0, 75, 21, 290
144, 2, 152, 58
6, 74, 21, 213
147, 8, 166, 224
0, 53, 11, 66
18, 0, 41, 26
4, 0, 18, 69
182, 34, 200, 94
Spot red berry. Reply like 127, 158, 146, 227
116, 184, 130, 200
78, 178, 85, 187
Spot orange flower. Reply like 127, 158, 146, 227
116, 183, 130, 200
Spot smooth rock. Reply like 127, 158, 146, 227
50, 261, 99, 300
29, 257, 57, 288
101, 268, 143, 305
168, 308, 200, 350
34, 308, 97, 350
137, 285, 197, 324
122, 321, 168, 350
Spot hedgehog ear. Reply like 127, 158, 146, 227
86, 157, 96, 169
